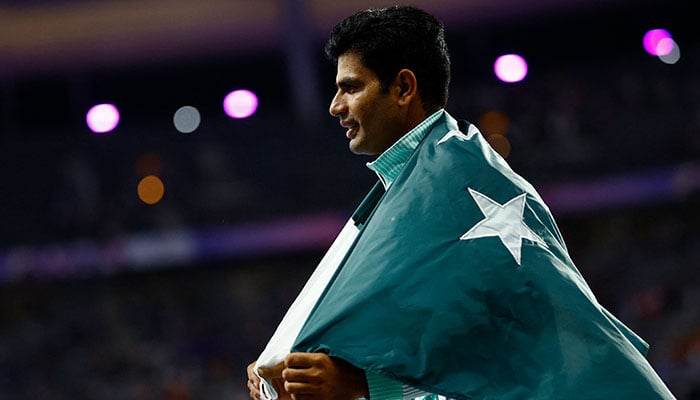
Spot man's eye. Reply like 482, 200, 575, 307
339, 84, 358, 94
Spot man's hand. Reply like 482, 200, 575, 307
247, 354, 367, 400
246, 361, 291, 400
281, 353, 368, 400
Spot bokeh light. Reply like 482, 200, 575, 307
478, 110, 510, 137
173, 105, 201, 133
658, 39, 681, 64
135, 152, 164, 177
137, 175, 165, 205
487, 134, 511, 159
479, 110, 512, 158
86, 103, 120, 134
494, 54, 528, 83
223, 89, 258, 119
643, 29, 672, 56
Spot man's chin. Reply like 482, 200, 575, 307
349, 144, 373, 156
348, 139, 363, 155
349, 137, 381, 156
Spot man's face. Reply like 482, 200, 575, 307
329, 52, 405, 155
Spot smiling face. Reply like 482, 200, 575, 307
328, 52, 407, 155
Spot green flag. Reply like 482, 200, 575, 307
291, 112, 675, 399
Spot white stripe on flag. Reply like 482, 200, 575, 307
254, 218, 360, 399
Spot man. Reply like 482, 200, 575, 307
247, 6, 675, 400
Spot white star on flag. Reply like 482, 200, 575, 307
460, 188, 548, 266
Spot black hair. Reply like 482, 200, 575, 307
325, 6, 451, 111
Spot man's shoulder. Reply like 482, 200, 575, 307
425, 111, 474, 139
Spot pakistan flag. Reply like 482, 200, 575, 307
290, 113, 675, 399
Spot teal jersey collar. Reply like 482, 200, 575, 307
367, 109, 445, 189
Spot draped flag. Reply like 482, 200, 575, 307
258, 112, 676, 399
254, 183, 384, 399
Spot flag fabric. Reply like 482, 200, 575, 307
287, 112, 675, 399
254, 218, 359, 398
253, 183, 384, 399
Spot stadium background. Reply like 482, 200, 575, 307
0, 0, 697, 398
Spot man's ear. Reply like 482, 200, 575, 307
394, 69, 418, 106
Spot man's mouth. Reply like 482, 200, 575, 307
341, 121, 359, 139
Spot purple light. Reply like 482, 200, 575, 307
494, 54, 528, 83
223, 89, 258, 119
643, 29, 673, 56
86, 103, 120, 134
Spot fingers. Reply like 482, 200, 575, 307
283, 353, 368, 400
282, 369, 317, 390
259, 362, 286, 380
284, 352, 327, 369
247, 361, 262, 400
284, 380, 318, 400
280, 353, 322, 398
247, 361, 260, 383
247, 361, 295, 400
247, 378, 261, 400
254, 353, 364, 400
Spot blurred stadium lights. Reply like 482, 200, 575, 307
642, 28, 681, 64
173, 105, 201, 134
2, 161, 698, 285
137, 175, 165, 205
0, 213, 348, 284
494, 53, 528, 83
0, 0, 694, 258
643, 28, 673, 56
85, 103, 120, 134
658, 39, 681, 64
223, 89, 258, 119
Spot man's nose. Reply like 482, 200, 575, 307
329, 93, 344, 117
